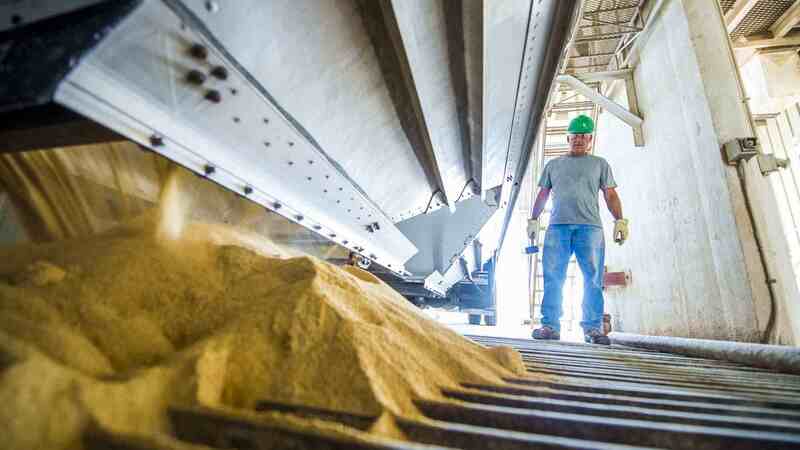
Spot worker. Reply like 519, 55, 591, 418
527, 114, 628, 345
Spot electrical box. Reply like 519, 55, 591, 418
724, 138, 759, 164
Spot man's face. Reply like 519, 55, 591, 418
567, 133, 592, 155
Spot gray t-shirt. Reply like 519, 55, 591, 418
538, 154, 617, 226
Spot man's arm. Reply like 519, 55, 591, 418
602, 187, 623, 220
531, 188, 551, 219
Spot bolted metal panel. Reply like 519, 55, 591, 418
388, 0, 471, 208
481, 0, 531, 195
496, 0, 580, 250
55, 0, 418, 274
397, 195, 498, 288
176, 0, 435, 223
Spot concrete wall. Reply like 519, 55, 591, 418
734, 51, 800, 344
593, 0, 780, 342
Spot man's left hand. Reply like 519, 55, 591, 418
614, 219, 629, 245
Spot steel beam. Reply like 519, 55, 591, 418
357, 0, 454, 213
496, 0, 580, 250
375, 0, 478, 211
557, 74, 643, 146
454, 0, 484, 198
583, 5, 639, 17
734, 31, 800, 49
771, 1, 800, 38
460, 384, 800, 423
442, 390, 800, 433
575, 69, 634, 83
396, 417, 648, 450
415, 399, 800, 449
569, 52, 617, 60
505, 377, 800, 410
725, 0, 759, 33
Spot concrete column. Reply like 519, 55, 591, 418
592, 0, 794, 343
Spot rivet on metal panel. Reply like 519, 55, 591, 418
149, 134, 164, 147
323, 189, 328, 193
264, 142, 270, 147
288, 161, 294, 166
306, 177, 312, 181
189, 43, 208, 60
342, 240, 348, 245
272, 202, 281, 209
186, 70, 206, 85
369, 254, 377, 260
210, 66, 228, 80
288, 141, 295, 147
313, 225, 321, 230
232, 117, 240, 123
229, 88, 237, 95
203, 165, 215, 175
243, 186, 253, 195
329, 234, 336, 238
204, 1, 220, 13
204, 89, 221, 103
366, 225, 375, 233
308, 160, 313, 164
11, 14, 23, 25
295, 215, 303, 221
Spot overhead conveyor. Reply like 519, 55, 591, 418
0, 0, 580, 308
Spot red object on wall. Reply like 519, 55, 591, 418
603, 271, 628, 287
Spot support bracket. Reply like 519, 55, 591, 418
557, 70, 644, 147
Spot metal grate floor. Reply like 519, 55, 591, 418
86, 336, 800, 449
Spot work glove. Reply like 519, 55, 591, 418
613, 219, 629, 245
527, 218, 540, 242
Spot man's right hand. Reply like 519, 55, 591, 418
527, 218, 540, 242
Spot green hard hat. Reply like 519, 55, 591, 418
567, 114, 595, 134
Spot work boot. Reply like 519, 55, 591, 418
531, 326, 560, 340
584, 328, 610, 345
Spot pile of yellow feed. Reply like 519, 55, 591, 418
0, 212, 525, 449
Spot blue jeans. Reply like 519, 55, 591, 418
540, 224, 605, 332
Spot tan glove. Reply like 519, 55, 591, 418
613, 219, 629, 245
527, 218, 540, 242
